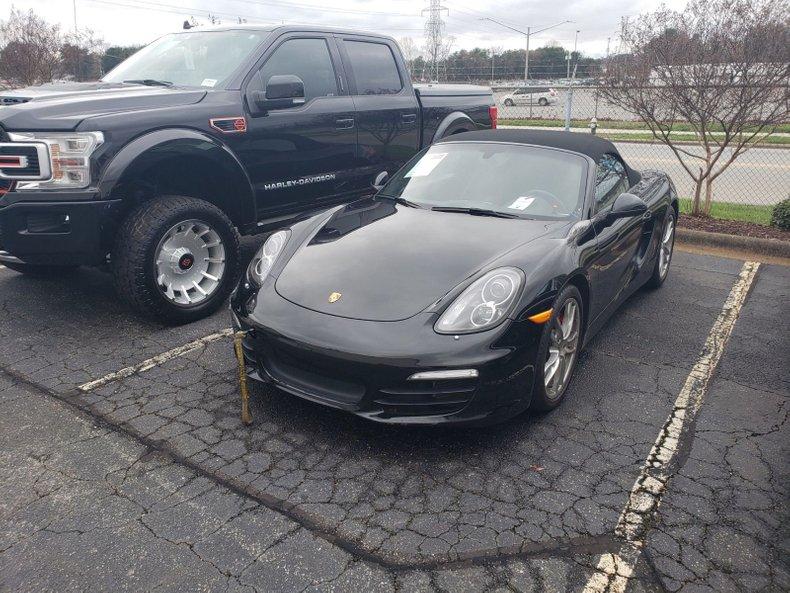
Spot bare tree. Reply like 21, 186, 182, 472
600, 0, 789, 216
0, 8, 62, 87
60, 29, 105, 81
398, 37, 421, 78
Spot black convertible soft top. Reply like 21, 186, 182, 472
443, 129, 641, 187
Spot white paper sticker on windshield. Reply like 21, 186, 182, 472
201, 78, 218, 87
508, 196, 535, 210
405, 153, 447, 178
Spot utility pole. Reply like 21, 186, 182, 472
524, 27, 530, 83
490, 48, 495, 85
72, 0, 78, 31
422, 0, 449, 82
480, 18, 571, 83
569, 29, 580, 80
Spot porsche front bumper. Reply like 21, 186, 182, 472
230, 282, 544, 425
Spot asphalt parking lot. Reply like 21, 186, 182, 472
1, 243, 787, 592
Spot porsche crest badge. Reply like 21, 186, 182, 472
328, 292, 342, 303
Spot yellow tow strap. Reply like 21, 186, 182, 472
233, 331, 253, 426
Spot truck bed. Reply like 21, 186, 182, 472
414, 84, 494, 147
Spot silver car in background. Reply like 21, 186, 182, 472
501, 86, 558, 107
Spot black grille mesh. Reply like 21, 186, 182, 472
0, 144, 41, 178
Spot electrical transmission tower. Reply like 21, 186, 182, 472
422, 0, 449, 82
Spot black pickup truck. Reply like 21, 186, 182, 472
0, 25, 495, 322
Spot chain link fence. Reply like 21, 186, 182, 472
488, 83, 789, 224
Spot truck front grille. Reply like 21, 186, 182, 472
0, 144, 42, 178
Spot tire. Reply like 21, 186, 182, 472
531, 285, 584, 412
645, 209, 676, 289
504, 99, 514, 106
112, 195, 241, 324
2, 262, 78, 276
538, 98, 548, 106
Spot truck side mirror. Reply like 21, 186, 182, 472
372, 171, 389, 191
253, 75, 306, 112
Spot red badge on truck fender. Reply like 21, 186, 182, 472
210, 117, 247, 133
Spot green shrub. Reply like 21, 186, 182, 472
771, 198, 790, 230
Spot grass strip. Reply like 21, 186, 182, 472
678, 198, 774, 225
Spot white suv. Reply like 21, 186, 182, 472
501, 86, 557, 107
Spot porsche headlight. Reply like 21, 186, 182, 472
435, 267, 524, 334
9, 131, 104, 189
248, 230, 290, 285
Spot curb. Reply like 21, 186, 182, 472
676, 227, 790, 258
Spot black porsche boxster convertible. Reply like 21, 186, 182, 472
231, 130, 678, 425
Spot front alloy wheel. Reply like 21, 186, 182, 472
113, 195, 240, 324
155, 220, 226, 306
544, 298, 581, 400
531, 284, 584, 411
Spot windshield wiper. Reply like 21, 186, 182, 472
431, 206, 520, 219
123, 79, 173, 87
376, 195, 422, 208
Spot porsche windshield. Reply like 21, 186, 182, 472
103, 30, 270, 88
379, 142, 588, 220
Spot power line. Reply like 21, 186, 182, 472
81, 0, 425, 32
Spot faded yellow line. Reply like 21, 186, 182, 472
78, 328, 233, 392
581, 261, 760, 593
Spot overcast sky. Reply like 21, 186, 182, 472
2, 0, 686, 57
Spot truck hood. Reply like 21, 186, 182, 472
0, 82, 206, 131
275, 199, 557, 322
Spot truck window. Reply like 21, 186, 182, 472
257, 38, 338, 102
343, 41, 403, 95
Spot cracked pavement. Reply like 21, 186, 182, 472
0, 250, 786, 592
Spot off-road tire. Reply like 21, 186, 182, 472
112, 195, 241, 324
538, 97, 549, 106
504, 99, 515, 106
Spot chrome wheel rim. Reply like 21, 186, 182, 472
154, 219, 226, 307
659, 216, 675, 279
544, 298, 581, 400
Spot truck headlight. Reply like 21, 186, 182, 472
8, 131, 104, 189
435, 267, 524, 334
248, 230, 290, 285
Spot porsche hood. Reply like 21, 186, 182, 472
275, 200, 558, 322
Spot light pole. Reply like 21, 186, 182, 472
480, 17, 571, 83
490, 48, 495, 85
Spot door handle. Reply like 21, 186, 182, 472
335, 118, 354, 130
401, 113, 417, 124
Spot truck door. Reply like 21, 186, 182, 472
336, 36, 420, 193
238, 34, 357, 218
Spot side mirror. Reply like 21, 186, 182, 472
252, 74, 305, 111
372, 171, 389, 191
609, 192, 648, 221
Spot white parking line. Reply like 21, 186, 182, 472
78, 328, 233, 392
582, 260, 760, 593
